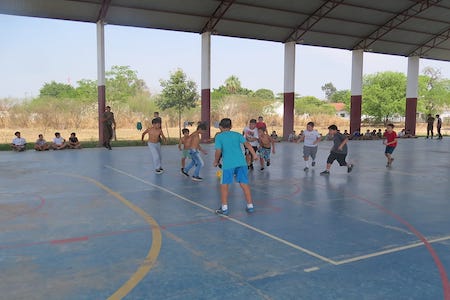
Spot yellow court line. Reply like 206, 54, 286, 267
60, 173, 162, 300
104, 165, 337, 265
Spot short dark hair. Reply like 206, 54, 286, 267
71, 132, 76, 135
152, 118, 161, 124
55, 132, 60, 136
307, 121, 314, 127
219, 118, 232, 129
197, 122, 207, 131
182, 128, 189, 134
387, 123, 394, 128
328, 125, 338, 131
436, 114, 440, 117
15, 131, 20, 135
250, 119, 257, 124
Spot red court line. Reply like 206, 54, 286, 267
51, 236, 89, 244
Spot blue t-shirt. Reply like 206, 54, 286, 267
215, 131, 247, 169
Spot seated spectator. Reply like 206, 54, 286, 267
34, 134, 49, 151
350, 129, 362, 140
404, 129, 416, 138
288, 131, 297, 142
377, 129, 383, 139
363, 129, 372, 140
343, 130, 350, 137
398, 129, 406, 138
52, 132, 67, 150
11, 131, 26, 151
67, 132, 82, 149
271, 131, 279, 142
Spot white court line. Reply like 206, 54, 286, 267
105, 165, 450, 268
334, 235, 450, 265
105, 165, 337, 265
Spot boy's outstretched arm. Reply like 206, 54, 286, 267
244, 141, 258, 161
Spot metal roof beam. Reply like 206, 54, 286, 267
352, 0, 442, 50
97, 0, 111, 22
408, 26, 450, 57
201, 0, 235, 33
284, 0, 344, 43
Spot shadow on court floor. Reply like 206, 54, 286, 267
1, 138, 449, 299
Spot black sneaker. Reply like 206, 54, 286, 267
215, 207, 229, 215
304, 167, 309, 172
311, 161, 316, 167
155, 169, 163, 174
181, 168, 189, 177
267, 160, 270, 166
192, 176, 203, 182
260, 167, 264, 171
347, 164, 353, 173
320, 170, 330, 175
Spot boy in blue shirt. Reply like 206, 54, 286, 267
213, 118, 258, 215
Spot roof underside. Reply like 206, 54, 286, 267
1, 0, 450, 61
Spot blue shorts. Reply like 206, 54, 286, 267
221, 166, 248, 185
385, 146, 396, 154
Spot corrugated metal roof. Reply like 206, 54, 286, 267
1, 0, 449, 61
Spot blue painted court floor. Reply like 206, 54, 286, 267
0, 138, 449, 299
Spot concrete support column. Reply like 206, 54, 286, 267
406, 56, 419, 135
97, 21, 106, 145
201, 32, 211, 142
283, 42, 295, 140
350, 49, 363, 135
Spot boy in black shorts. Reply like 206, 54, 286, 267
320, 125, 353, 175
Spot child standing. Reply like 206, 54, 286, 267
178, 128, 191, 174
320, 125, 353, 175
257, 127, 275, 171
298, 121, 321, 171
383, 123, 398, 167
183, 123, 208, 181
141, 118, 167, 174
214, 118, 258, 215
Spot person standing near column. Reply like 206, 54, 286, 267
102, 105, 116, 149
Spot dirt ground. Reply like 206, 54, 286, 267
0, 122, 440, 144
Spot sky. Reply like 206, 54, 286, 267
1, 13, 450, 100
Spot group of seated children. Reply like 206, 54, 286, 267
347, 129, 383, 140
11, 132, 81, 151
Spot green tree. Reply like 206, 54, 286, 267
253, 88, 275, 100
39, 81, 76, 98
362, 71, 406, 123
321, 82, 337, 101
106, 65, 147, 102
75, 79, 97, 102
331, 89, 351, 105
295, 96, 334, 115
418, 67, 450, 115
157, 69, 198, 134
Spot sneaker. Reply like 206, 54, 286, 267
260, 167, 265, 171
159, 167, 164, 171
311, 161, 316, 167
304, 167, 309, 172
215, 207, 229, 215
249, 164, 254, 170
347, 164, 353, 173
267, 160, 270, 166
320, 170, 330, 175
155, 169, 163, 174
246, 206, 255, 213
181, 169, 189, 177
192, 176, 203, 182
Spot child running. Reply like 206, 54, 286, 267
141, 118, 167, 174
182, 123, 208, 181
383, 123, 398, 167
178, 128, 191, 174
257, 127, 275, 171
243, 119, 259, 170
214, 118, 258, 215
320, 125, 353, 175
297, 121, 321, 171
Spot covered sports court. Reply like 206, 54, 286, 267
1, 139, 449, 299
